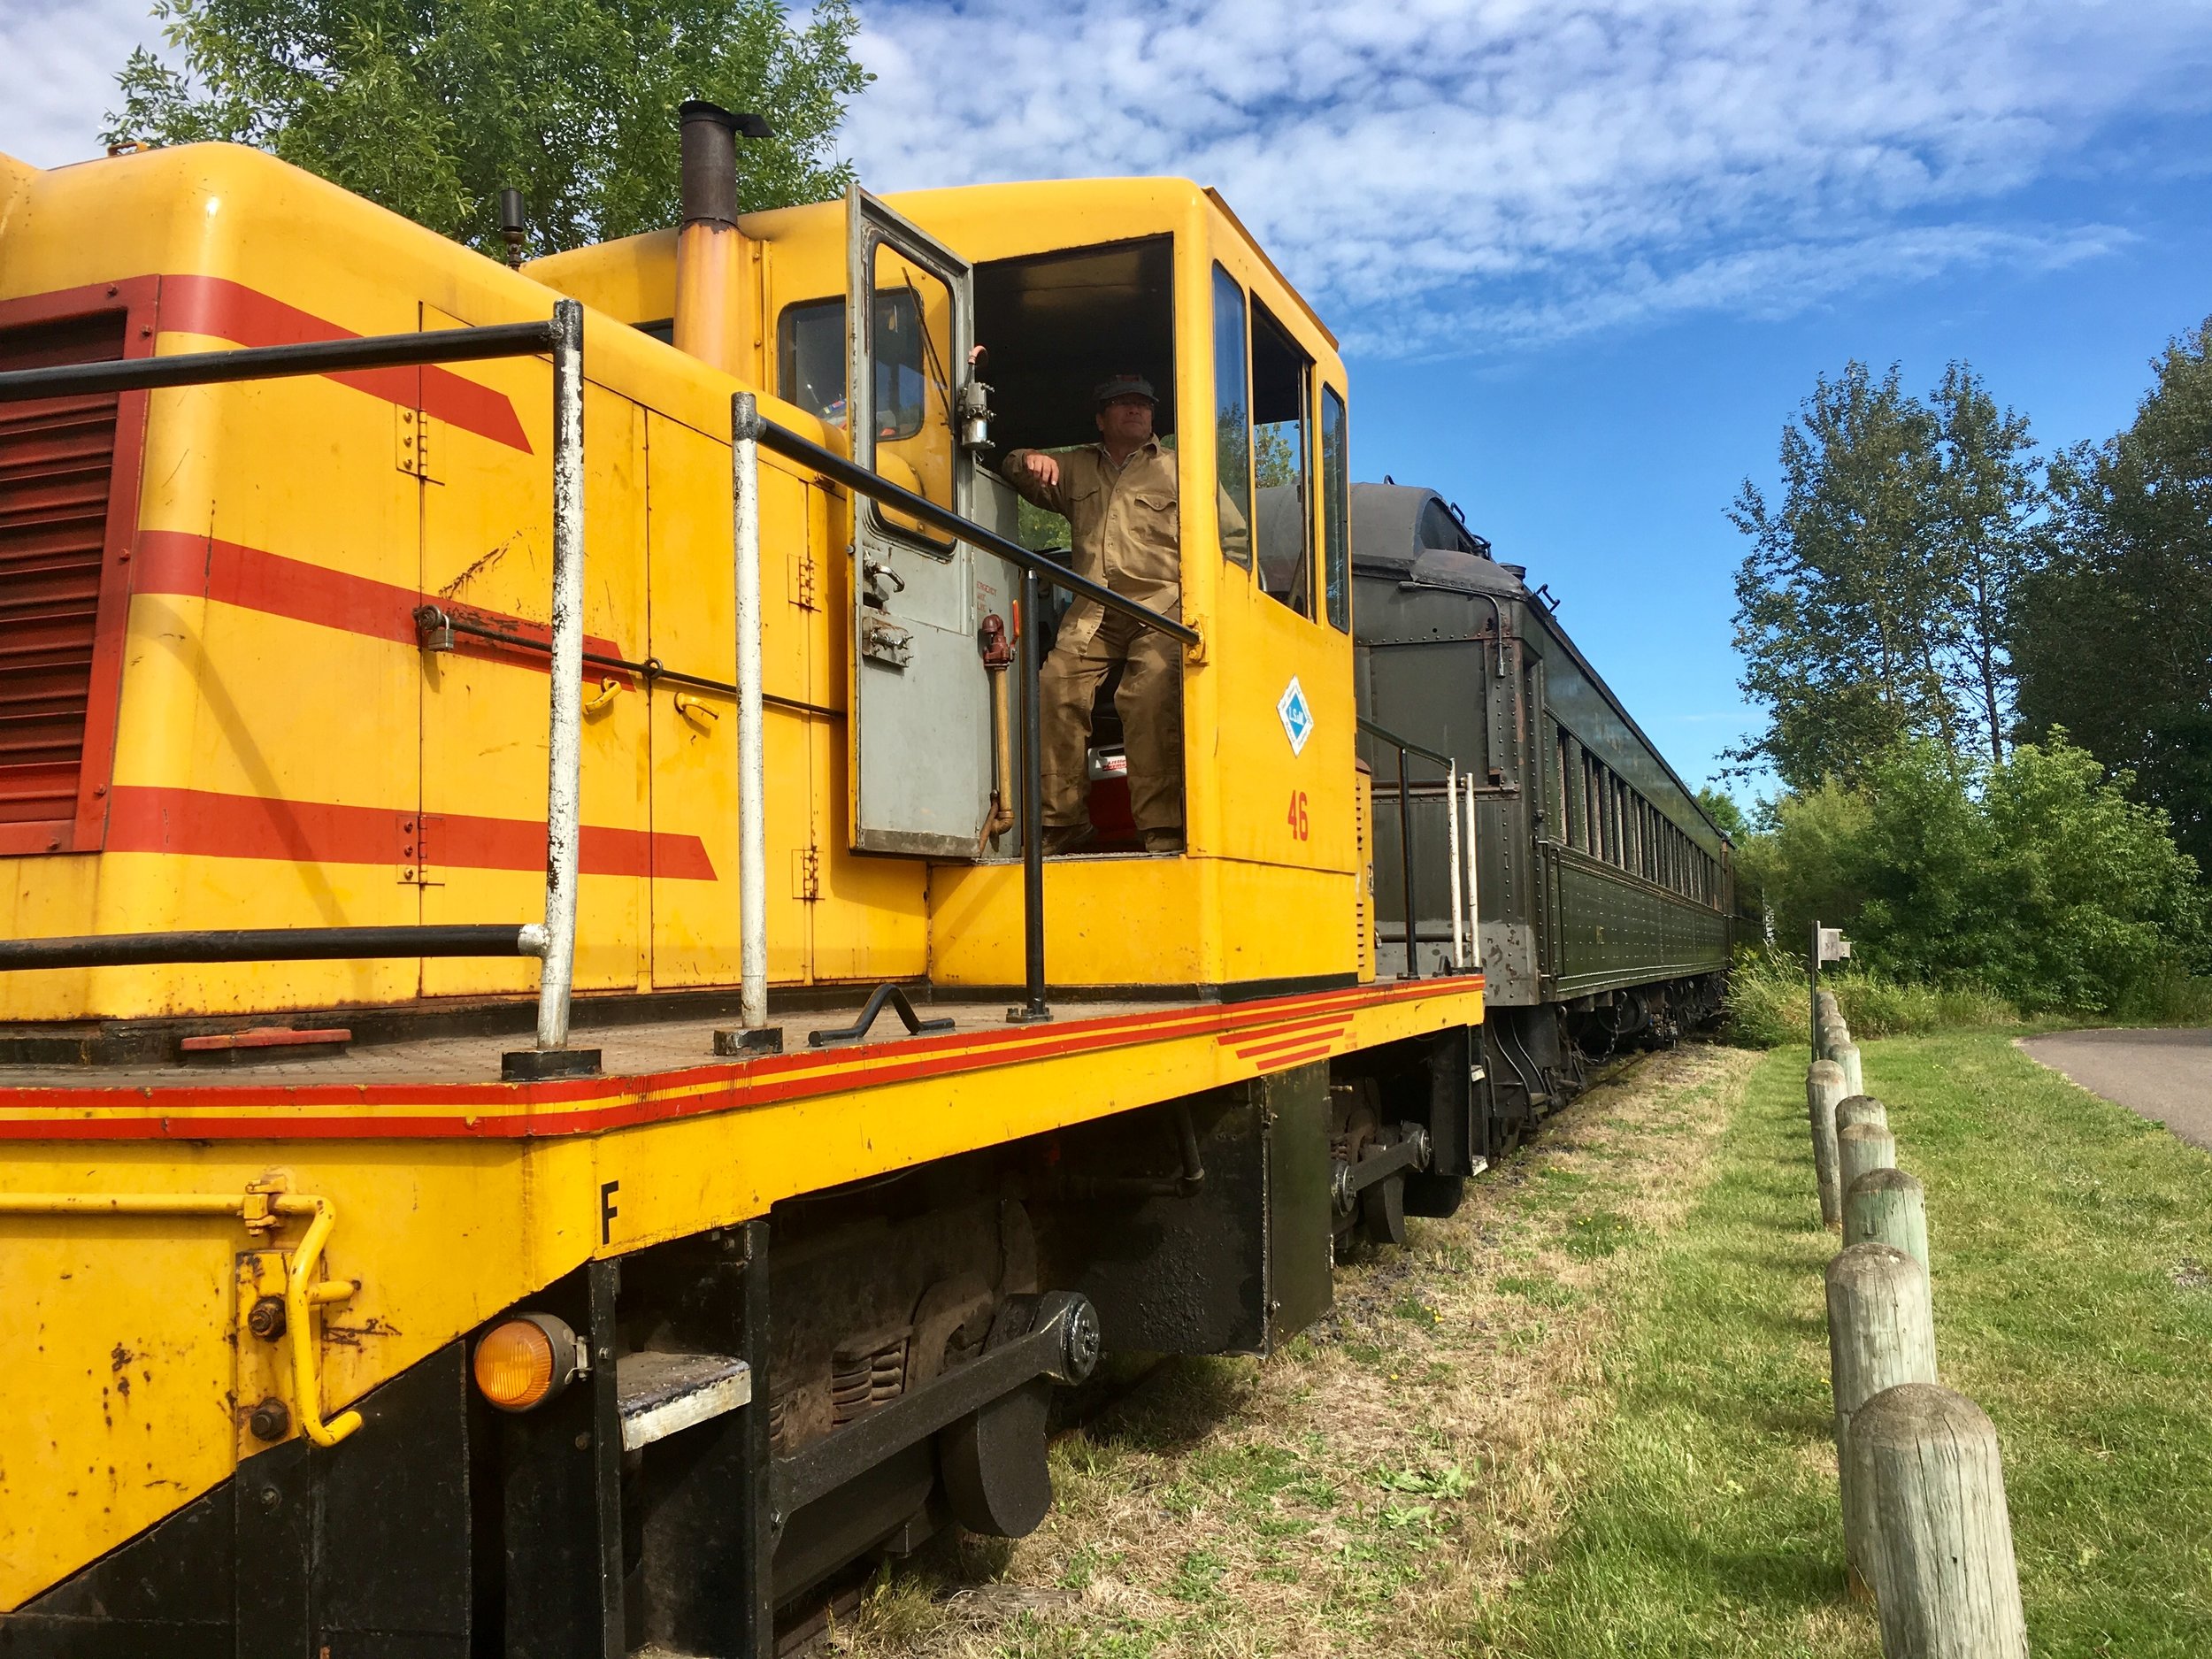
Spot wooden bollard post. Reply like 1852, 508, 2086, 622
1851, 1383, 2028, 1656
1816, 987, 1840, 1025
1833, 1039, 1863, 1098
1808, 1060, 1847, 1227
1826, 1244, 1938, 1589
1847, 1167, 1929, 1272
1836, 1094, 1887, 1138
1820, 1018, 1851, 1060
1839, 1119, 1896, 1202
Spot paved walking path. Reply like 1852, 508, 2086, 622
2019, 1027, 2212, 1150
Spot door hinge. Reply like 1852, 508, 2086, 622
789, 549, 818, 611
791, 844, 821, 901
398, 812, 445, 887
396, 405, 438, 480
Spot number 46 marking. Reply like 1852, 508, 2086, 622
1286, 789, 1310, 841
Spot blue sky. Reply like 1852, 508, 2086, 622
9, 0, 2212, 804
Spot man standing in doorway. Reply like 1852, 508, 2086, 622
1002, 374, 1185, 855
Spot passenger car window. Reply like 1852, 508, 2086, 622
1250, 297, 1312, 618
1322, 387, 1349, 632
1211, 264, 1252, 568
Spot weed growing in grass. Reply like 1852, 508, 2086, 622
1562, 1210, 1635, 1259
1387, 1292, 1441, 1325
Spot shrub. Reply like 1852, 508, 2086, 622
1738, 734, 2208, 1014
1720, 947, 2019, 1048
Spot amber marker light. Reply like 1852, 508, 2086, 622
472, 1312, 580, 1412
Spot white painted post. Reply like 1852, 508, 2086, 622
1447, 761, 1464, 970
731, 392, 769, 1030
534, 297, 586, 1055
1847, 1167, 1930, 1273
1853, 1383, 2029, 1655
1809, 1060, 1848, 1228
1463, 772, 1480, 974
1826, 1244, 1938, 1591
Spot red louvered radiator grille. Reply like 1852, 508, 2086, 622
0, 311, 125, 829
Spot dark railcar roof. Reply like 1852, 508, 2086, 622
1349, 480, 1731, 849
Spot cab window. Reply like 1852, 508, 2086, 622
776, 290, 923, 436
1321, 386, 1349, 632
1211, 264, 1252, 568
1250, 297, 1312, 617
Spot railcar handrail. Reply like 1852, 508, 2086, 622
0, 319, 563, 402
1357, 718, 1479, 980
1356, 716, 1455, 771
734, 403, 1195, 1027
0, 303, 593, 1080
742, 411, 1200, 649
0, 926, 549, 972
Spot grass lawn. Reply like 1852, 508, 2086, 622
1473, 1031, 2212, 1657
839, 1033, 2212, 1656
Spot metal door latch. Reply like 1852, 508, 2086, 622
861, 616, 912, 668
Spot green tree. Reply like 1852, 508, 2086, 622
1694, 785, 1747, 841
1931, 364, 2039, 764
104, 0, 869, 257
1727, 363, 1952, 786
1728, 360, 2042, 786
2012, 318, 2212, 873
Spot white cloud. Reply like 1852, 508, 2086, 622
841, 0, 2212, 356
0, 0, 165, 168
8, 0, 2208, 358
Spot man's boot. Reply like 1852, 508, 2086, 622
1043, 824, 1094, 856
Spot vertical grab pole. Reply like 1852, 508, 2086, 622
731, 394, 769, 1031
1009, 565, 1051, 1023
534, 297, 586, 1055
1464, 772, 1481, 975
1446, 760, 1464, 970
1396, 744, 1418, 980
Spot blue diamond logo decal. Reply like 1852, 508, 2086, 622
1277, 677, 1314, 756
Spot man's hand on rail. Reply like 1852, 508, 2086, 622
1021, 452, 1061, 488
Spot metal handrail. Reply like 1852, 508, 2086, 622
0, 304, 591, 1077
0, 925, 548, 972
742, 411, 1194, 1025
0, 319, 562, 403
1357, 718, 1479, 981
749, 415, 1199, 648
1356, 716, 1455, 771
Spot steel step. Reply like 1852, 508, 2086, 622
617, 1351, 752, 1451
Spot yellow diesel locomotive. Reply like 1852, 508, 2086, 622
0, 109, 1494, 1655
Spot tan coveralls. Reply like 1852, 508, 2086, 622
1002, 440, 1182, 841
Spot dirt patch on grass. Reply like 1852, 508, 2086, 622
829, 1042, 1759, 1659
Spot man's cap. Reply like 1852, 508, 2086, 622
1093, 373, 1156, 406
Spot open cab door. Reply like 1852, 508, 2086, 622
845, 187, 1000, 857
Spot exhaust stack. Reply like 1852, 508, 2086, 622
674, 101, 771, 377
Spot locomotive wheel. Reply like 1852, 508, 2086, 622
1359, 1171, 1408, 1247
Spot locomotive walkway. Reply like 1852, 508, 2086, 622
2020, 1027, 2212, 1150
